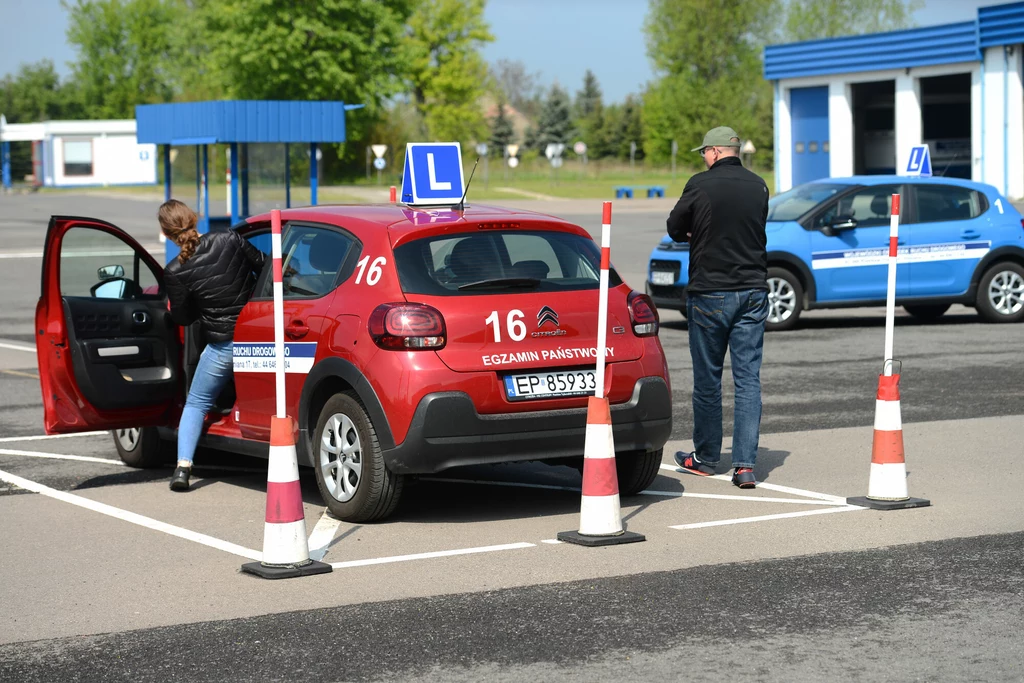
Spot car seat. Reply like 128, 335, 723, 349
448, 236, 499, 284
869, 194, 891, 221
290, 232, 347, 295
510, 259, 550, 279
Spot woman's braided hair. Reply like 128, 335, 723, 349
158, 199, 200, 264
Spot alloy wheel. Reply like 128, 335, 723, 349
115, 427, 140, 452
767, 277, 797, 324
319, 413, 363, 503
987, 269, 1024, 316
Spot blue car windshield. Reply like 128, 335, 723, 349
768, 183, 848, 221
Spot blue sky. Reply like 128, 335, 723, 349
0, 0, 996, 103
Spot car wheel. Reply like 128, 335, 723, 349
112, 427, 169, 468
313, 392, 404, 523
766, 267, 804, 331
616, 449, 662, 495
903, 304, 950, 321
976, 262, 1024, 323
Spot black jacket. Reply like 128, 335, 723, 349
164, 230, 267, 343
666, 156, 769, 293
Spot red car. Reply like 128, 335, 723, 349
36, 205, 673, 521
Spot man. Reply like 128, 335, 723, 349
666, 126, 769, 489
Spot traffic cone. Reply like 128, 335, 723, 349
557, 397, 645, 546
242, 416, 333, 578
847, 373, 930, 511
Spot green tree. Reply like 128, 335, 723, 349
618, 95, 644, 161
573, 70, 605, 152
489, 58, 542, 118
783, 0, 921, 41
64, 0, 181, 118
536, 84, 572, 150
593, 103, 622, 160
405, 0, 494, 143
641, 0, 776, 165
489, 96, 515, 155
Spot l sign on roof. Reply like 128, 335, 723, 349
400, 142, 465, 206
905, 144, 932, 177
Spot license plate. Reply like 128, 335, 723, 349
651, 271, 675, 285
504, 370, 597, 400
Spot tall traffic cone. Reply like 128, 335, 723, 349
242, 416, 333, 578
557, 397, 646, 546
847, 373, 930, 510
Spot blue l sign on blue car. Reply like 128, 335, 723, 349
401, 142, 466, 206
906, 145, 932, 177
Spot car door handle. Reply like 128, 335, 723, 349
286, 320, 309, 339
961, 231, 980, 239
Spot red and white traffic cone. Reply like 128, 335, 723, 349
557, 396, 645, 546
241, 416, 333, 578
847, 373, 930, 510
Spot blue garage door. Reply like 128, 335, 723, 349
791, 86, 830, 186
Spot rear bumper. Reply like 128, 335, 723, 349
647, 282, 687, 311
382, 376, 673, 474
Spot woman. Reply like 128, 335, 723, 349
160, 199, 266, 491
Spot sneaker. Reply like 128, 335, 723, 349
732, 468, 756, 489
169, 465, 191, 492
674, 451, 716, 476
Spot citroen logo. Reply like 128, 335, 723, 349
537, 305, 559, 328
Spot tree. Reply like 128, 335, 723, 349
641, 0, 776, 165
489, 59, 542, 118
536, 84, 572, 150
783, 0, 922, 42
574, 70, 603, 120
618, 95, 644, 161
404, 0, 494, 143
489, 96, 515, 155
64, 0, 181, 118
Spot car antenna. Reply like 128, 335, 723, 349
454, 157, 480, 212
937, 150, 958, 178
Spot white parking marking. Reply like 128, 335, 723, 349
0, 468, 263, 560
307, 510, 343, 562
659, 463, 846, 503
669, 505, 865, 530
541, 539, 563, 544
329, 542, 535, 569
0, 448, 126, 466
0, 432, 107, 443
0, 341, 36, 353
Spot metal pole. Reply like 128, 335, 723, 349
202, 145, 209, 229
195, 145, 201, 213
595, 201, 612, 399
270, 209, 286, 418
241, 143, 250, 217
230, 143, 240, 223
285, 143, 291, 208
162, 145, 171, 202
883, 194, 900, 376
310, 143, 319, 206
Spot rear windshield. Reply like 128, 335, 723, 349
394, 230, 623, 295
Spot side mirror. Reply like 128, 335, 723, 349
97, 264, 125, 280
822, 216, 857, 237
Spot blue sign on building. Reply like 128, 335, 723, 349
905, 144, 933, 177
401, 142, 465, 205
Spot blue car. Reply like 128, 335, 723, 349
647, 176, 1024, 331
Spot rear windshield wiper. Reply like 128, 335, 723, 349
457, 277, 541, 291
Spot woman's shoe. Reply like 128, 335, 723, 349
169, 465, 191, 492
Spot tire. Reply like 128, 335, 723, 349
766, 267, 804, 331
975, 262, 1024, 323
312, 392, 404, 522
903, 304, 950, 321
616, 449, 662, 495
112, 427, 170, 468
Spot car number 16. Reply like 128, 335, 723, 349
355, 255, 386, 285
485, 309, 526, 342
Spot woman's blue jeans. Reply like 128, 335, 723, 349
686, 290, 769, 470
176, 341, 234, 465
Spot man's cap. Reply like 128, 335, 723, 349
692, 126, 741, 152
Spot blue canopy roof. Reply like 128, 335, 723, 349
135, 100, 363, 145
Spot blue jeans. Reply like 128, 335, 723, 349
686, 290, 769, 470
176, 341, 234, 465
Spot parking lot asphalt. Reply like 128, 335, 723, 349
0, 192, 1021, 681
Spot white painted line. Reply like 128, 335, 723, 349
639, 489, 847, 506
0, 341, 36, 353
329, 542, 535, 569
659, 463, 847, 504
0, 448, 126, 466
0, 432, 107, 443
0, 468, 263, 560
541, 539, 563, 545
669, 505, 865, 530
307, 510, 343, 562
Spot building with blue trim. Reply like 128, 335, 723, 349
765, 1, 1024, 199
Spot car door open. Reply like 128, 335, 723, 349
36, 216, 182, 434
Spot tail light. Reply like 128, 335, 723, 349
627, 291, 659, 337
368, 303, 446, 350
